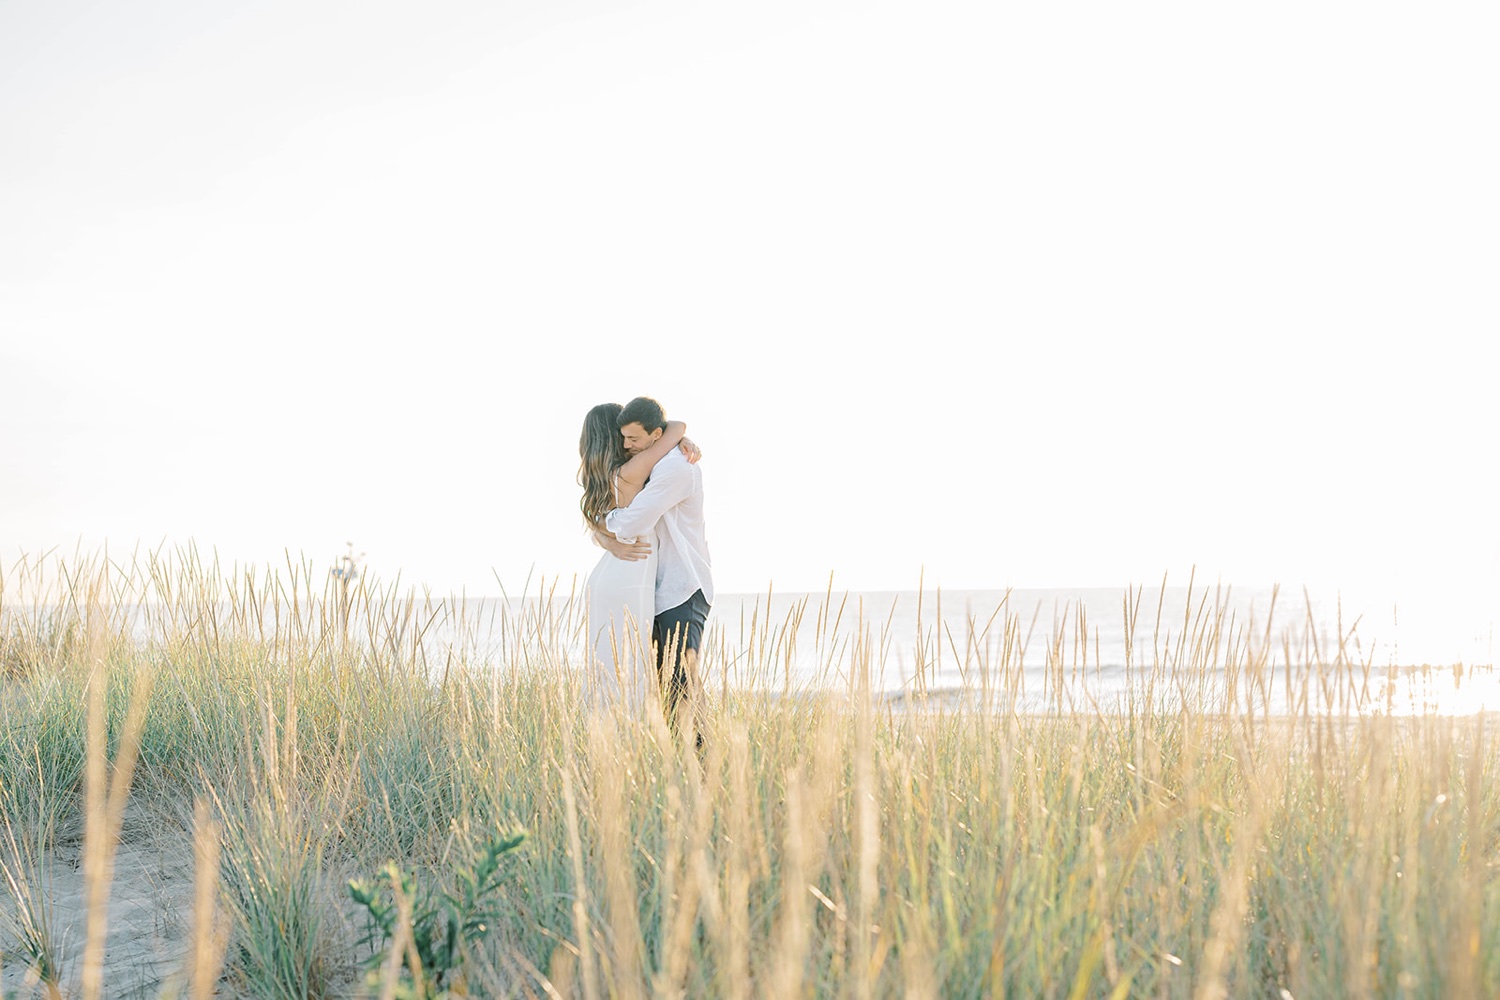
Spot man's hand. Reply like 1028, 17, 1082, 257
678, 436, 702, 464
599, 533, 652, 561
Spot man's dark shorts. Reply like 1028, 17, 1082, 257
654, 589, 710, 681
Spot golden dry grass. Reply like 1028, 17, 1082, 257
0, 548, 1496, 998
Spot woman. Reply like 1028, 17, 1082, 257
577, 403, 695, 711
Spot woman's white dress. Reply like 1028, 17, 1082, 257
584, 482, 656, 712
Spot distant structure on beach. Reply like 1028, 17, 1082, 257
331, 541, 365, 620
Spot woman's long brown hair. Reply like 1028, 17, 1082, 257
578, 402, 626, 527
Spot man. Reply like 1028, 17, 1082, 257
594, 396, 713, 740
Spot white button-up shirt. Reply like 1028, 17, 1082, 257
605, 448, 713, 613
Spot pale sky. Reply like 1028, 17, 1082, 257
2, 0, 1496, 656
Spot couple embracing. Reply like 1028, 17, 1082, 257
578, 396, 712, 738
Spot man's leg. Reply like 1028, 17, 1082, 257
652, 590, 710, 746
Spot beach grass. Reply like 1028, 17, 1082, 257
0, 548, 1496, 998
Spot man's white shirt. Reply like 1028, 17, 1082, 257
605, 448, 713, 612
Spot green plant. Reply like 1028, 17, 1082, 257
217, 790, 338, 1000
348, 830, 526, 998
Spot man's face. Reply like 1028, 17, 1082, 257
620, 422, 662, 456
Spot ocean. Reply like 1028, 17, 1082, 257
6, 578, 1492, 716
439, 583, 1496, 716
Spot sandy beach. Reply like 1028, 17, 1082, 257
2, 810, 194, 998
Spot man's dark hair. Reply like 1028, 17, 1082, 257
617, 396, 666, 433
